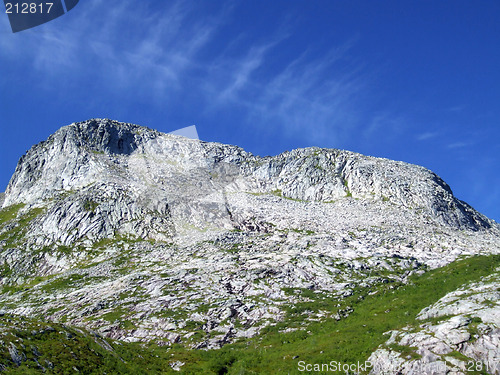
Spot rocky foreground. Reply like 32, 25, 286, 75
0, 119, 499, 373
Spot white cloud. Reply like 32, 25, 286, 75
205, 38, 365, 144
416, 131, 438, 141
1, 0, 219, 95
1, 1, 370, 145
215, 44, 271, 102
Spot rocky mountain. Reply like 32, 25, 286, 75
0, 118, 499, 374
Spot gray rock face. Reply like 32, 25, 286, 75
0, 118, 499, 354
8, 343, 25, 366
368, 274, 500, 374
3, 119, 495, 236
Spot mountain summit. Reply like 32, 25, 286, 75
0, 119, 499, 373
4, 119, 495, 243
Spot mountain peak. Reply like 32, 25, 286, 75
3, 119, 495, 235
50, 118, 160, 155
0, 119, 498, 357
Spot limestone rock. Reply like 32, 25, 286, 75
0, 118, 499, 358
368, 275, 500, 374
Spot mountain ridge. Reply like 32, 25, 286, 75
0, 119, 499, 373
3, 118, 496, 231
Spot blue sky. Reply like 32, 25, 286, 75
0, 0, 499, 222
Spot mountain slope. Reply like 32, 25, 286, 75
0, 119, 499, 373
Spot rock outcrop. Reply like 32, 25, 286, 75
368, 273, 500, 374
3, 119, 494, 235
0, 119, 498, 372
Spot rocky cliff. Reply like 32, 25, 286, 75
0, 119, 499, 373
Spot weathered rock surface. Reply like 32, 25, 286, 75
0, 119, 499, 360
4, 119, 495, 234
368, 273, 500, 374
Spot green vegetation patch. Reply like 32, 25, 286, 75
387, 343, 422, 360
0, 254, 498, 374
40, 274, 84, 293
0, 313, 156, 374
270, 189, 307, 202
101, 307, 137, 330
0, 203, 26, 225
1, 276, 50, 296
343, 179, 352, 198
83, 200, 99, 212
0, 205, 45, 249
174, 254, 499, 374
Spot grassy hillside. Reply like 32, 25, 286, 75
1, 253, 497, 374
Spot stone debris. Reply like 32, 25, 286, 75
368, 275, 500, 374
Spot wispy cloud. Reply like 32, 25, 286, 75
214, 43, 276, 102
447, 141, 469, 149
205, 38, 365, 143
363, 112, 407, 142
0, 1, 370, 145
256, 53, 363, 142
416, 131, 439, 141
1, 0, 219, 95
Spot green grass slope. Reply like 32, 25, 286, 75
0, 254, 497, 374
